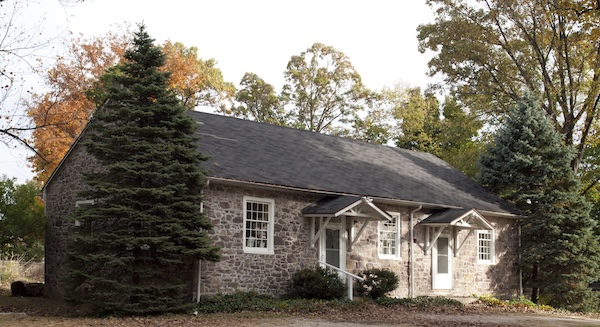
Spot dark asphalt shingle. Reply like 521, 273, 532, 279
301, 196, 362, 215
191, 111, 520, 215
420, 208, 473, 224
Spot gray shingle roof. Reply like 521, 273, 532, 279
191, 111, 520, 215
301, 196, 362, 216
420, 208, 473, 224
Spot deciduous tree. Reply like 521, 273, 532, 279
0, 0, 86, 154
65, 26, 219, 315
478, 95, 600, 310
27, 32, 233, 184
27, 31, 129, 184
161, 41, 234, 111
386, 85, 441, 155
282, 43, 373, 134
418, 0, 600, 174
230, 72, 286, 125
0, 176, 44, 261
359, 84, 483, 177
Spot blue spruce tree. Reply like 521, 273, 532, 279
478, 95, 599, 311
65, 25, 219, 315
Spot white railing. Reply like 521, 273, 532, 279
318, 261, 364, 300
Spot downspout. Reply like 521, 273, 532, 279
197, 180, 209, 303
409, 205, 422, 298
518, 222, 523, 296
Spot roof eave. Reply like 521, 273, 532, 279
206, 177, 519, 218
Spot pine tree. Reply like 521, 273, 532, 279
65, 25, 220, 315
477, 95, 600, 311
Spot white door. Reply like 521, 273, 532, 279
320, 223, 346, 272
432, 235, 452, 289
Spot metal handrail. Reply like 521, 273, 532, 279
318, 261, 364, 300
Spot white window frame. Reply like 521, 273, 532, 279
378, 212, 401, 260
477, 229, 495, 264
243, 196, 274, 255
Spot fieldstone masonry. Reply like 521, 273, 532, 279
44, 139, 520, 299
44, 139, 103, 298
196, 186, 520, 298
196, 184, 320, 297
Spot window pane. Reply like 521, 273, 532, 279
478, 231, 492, 261
245, 199, 272, 250
326, 229, 340, 268
379, 215, 399, 257
437, 237, 449, 273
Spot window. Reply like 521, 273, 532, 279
477, 230, 494, 263
243, 196, 274, 254
378, 212, 401, 259
74, 200, 95, 233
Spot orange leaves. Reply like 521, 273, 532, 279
161, 41, 234, 111
26, 32, 234, 185
26, 32, 129, 184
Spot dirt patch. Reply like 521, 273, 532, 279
1, 312, 599, 327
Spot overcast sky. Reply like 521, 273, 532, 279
1, 0, 437, 183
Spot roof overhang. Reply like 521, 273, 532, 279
419, 208, 493, 230
302, 196, 392, 221
206, 177, 523, 219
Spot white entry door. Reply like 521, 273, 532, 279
432, 235, 452, 289
320, 223, 346, 272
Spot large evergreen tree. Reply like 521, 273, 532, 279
477, 95, 599, 311
65, 25, 219, 315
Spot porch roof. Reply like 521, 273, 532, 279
419, 208, 493, 230
301, 196, 392, 221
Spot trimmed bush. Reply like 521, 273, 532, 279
356, 268, 399, 299
287, 267, 346, 300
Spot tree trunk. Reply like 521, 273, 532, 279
530, 263, 539, 304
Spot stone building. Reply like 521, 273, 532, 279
43, 111, 522, 300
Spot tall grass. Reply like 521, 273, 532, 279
0, 253, 44, 286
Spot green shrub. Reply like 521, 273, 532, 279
376, 296, 462, 307
287, 267, 346, 300
196, 291, 278, 313
196, 291, 357, 314
356, 268, 399, 299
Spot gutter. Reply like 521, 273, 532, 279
409, 205, 422, 298
208, 177, 520, 218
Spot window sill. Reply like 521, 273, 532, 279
243, 248, 274, 255
378, 255, 402, 261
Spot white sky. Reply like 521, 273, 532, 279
1, 0, 436, 184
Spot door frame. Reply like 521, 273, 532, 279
319, 222, 346, 272
432, 231, 452, 290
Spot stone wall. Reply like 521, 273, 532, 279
44, 138, 102, 298
43, 139, 520, 299
196, 184, 320, 297
410, 215, 520, 298
198, 191, 521, 299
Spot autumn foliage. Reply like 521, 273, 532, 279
26, 32, 233, 184
26, 32, 129, 183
